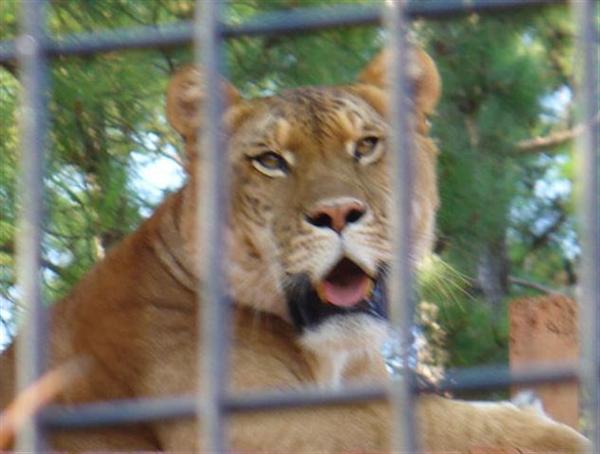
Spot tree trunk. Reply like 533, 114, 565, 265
476, 236, 509, 310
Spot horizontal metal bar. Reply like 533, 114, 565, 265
433, 362, 580, 393
227, 0, 567, 38
403, 0, 565, 18
224, 385, 387, 413
0, 0, 566, 63
41, 362, 582, 429
40, 387, 386, 429
40, 395, 195, 429
38, 23, 192, 59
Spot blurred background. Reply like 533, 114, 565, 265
0, 1, 585, 397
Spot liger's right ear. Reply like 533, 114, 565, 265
358, 48, 441, 116
166, 65, 241, 141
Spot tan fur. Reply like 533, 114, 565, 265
0, 49, 589, 452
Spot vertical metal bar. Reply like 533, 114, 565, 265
384, 0, 419, 451
194, 0, 229, 451
574, 0, 599, 449
15, 0, 50, 451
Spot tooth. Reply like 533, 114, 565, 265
316, 282, 328, 303
365, 279, 374, 297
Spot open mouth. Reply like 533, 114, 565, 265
285, 259, 388, 332
317, 258, 374, 308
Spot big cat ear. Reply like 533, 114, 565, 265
354, 48, 441, 131
166, 65, 241, 141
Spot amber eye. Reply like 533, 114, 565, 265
353, 136, 381, 162
250, 151, 289, 177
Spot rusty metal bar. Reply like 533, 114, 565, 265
573, 0, 599, 448
385, 0, 419, 451
195, 0, 230, 451
14, 0, 50, 451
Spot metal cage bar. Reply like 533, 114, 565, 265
385, 0, 419, 451
574, 0, 600, 448
4, 0, 597, 451
195, 0, 230, 451
40, 362, 580, 429
14, 0, 50, 451
0, 0, 568, 63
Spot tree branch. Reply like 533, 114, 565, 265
508, 275, 568, 297
516, 112, 600, 153
463, 273, 567, 297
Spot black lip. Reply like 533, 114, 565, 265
285, 264, 389, 333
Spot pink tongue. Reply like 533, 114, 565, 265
321, 276, 370, 307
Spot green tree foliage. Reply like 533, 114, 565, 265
420, 8, 579, 373
0, 1, 582, 376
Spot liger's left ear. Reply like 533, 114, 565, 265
166, 65, 243, 173
354, 48, 441, 131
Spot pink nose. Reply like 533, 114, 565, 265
305, 199, 367, 234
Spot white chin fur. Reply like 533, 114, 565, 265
298, 314, 389, 387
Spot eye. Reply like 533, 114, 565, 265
353, 136, 382, 164
249, 151, 289, 177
